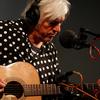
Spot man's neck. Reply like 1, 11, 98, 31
32, 42, 43, 48
28, 33, 43, 48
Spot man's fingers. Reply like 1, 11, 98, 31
0, 79, 6, 88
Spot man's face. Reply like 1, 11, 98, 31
37, 16, 65, 43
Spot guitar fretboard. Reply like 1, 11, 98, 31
24, 84, 61, 96
23, 83, 99, 96
84, 83, 98, 90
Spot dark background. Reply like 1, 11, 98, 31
0, 0, 100, 83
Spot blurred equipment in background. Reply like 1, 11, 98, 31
93, 79, 100, 100
58, 70, 99, 100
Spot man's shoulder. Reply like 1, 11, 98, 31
0, 18, 26, 40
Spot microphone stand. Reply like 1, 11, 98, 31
80, 28, 100, 37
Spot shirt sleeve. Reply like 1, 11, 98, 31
0, 19, 26, 65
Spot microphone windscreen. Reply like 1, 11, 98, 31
59, 30, 79, 48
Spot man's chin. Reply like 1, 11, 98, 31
44, 38, 53, 44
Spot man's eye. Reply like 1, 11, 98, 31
49, 21, 59, 26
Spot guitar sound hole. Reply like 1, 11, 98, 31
4, 81, 24, 99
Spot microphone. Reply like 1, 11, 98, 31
59, 29, 90, 49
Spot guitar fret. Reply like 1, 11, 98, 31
47, 84, 51, 95
42, 84, 46, 95
39, 84, 42, 95
34, 84, 38, 95
46, 84, 50, 95
57, 85, 61, 94
36, 84, 41, 95
52, 84, 56, 94
33, 85, 37, 95
45, 84, 48, 94
52, 84, 55, 94
40, 84, 42, 95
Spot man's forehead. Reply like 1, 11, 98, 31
54, 17, 65, 22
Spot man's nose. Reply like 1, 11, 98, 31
53, 24, 61, 33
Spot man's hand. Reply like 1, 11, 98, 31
0, 79, 6, 92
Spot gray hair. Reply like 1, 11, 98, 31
21, 0, 71, 23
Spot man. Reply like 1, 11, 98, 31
0, 0, 71, 99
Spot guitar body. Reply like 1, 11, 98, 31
0, 62, 41, 100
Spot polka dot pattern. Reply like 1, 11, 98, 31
0, 19, 61, 84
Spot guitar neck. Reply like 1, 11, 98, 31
83, 83, 98, 90
23, 83, 99, 96
24, 84, 61, 96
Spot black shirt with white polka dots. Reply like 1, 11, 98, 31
0, 19, 61, 84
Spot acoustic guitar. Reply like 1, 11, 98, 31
0, 62, 62, 100
0, 62, 99, 100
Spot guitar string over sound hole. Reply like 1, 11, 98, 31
4, 81, 24, 99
